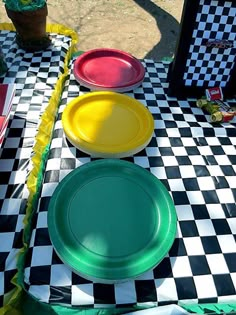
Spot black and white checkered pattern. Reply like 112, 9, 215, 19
0, 29, 72, 306
183, 0, 236, 87
24, 58, 236, 308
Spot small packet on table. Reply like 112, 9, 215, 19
197, 87, 236, 122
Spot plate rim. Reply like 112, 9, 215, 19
48, 159, 177, 283
73, 48, 145, 90
62, 91, 154, 157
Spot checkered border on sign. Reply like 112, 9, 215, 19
23, 59, 236, 308
0, 30, 72, 305
183, 0, 236, 87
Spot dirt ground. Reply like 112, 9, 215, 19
0, 0, 184, 61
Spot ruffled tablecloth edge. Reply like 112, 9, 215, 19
0, 22, 78, 315
4, 291, 236, 315
180, 302, 236, 314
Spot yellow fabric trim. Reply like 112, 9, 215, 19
0, 23, 79, 315
0, 23, 16, 31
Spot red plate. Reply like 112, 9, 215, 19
73, 48, 145, 92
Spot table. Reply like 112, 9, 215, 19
0, 25, 236, 315
0, 23, 78, 310
23, 58, 236, 312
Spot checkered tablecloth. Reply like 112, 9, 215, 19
0, 27, 74, 306
23, 58, 236, 309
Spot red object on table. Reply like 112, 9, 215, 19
73, 48, 145, 92
206, 87, 223, 101
0, 83, 15, 146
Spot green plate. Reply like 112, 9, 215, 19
48, 159, 177, 283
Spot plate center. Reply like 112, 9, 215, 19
68, 176, 157, 258
75, 101, 140, 145
83, 57, 136, 86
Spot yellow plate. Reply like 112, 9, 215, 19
62, 91, 154, 158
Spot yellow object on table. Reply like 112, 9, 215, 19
62, 91, 154, 158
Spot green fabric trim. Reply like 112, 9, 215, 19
10, 291, 144, 315
180, 302, 236, 314
161, 56, 173, 62
72, 51, 85, 58
10, 295, 236, 315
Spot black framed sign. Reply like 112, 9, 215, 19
167, 0, 236, 98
